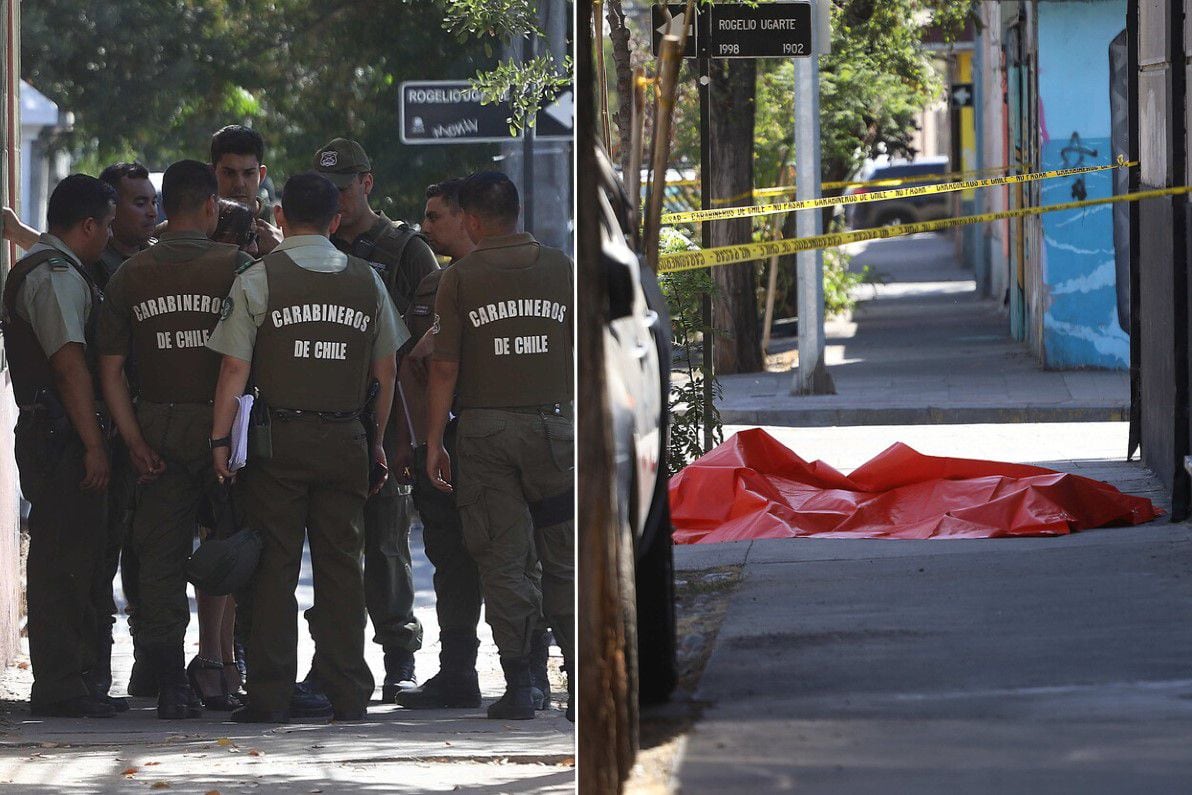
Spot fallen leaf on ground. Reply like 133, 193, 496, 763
248, 749, 263, 757
151, 782, 170, 790
17, 662, 28, 670
38, 742, 58, 748
215, 738, 233, 747
204, 790, 221, 795
144, 761, 160, 766
120, 767, 138, 776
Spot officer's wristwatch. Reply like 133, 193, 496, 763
209, 436, 231, 450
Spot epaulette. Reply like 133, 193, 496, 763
236, 257, 258, 275
47, 257, 71, 271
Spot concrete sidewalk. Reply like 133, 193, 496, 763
670, 423, 1192, 793
719, 233, 1128, 426
0, 522, 575, 793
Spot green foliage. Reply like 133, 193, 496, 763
472, 54, 573, 135
20, 1, 527, 223
659, 227, 723, 473
822, 247, 862, 316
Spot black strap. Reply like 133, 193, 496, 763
528, 487, 574, 529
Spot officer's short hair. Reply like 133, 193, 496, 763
162, 160, 218, 217
458, 171, 519, 224
210, 124, 265, 166
47, 174, 117, 233
281, 172, 340, 229
98, 162, 150, 190
426, 178, 465, 213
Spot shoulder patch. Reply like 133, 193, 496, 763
431, 313, 441, 335
47, 257, 71, 271
236, 258, 257, 274
411, 303, 432, 317
220, 296, 234, 320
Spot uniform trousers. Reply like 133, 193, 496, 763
16, 422, 107, 706
456, 408, 574, 661
241, 415, 374, 713
130, 401, 220, 648
413, 420, 482, 635
362, 481, 422, 652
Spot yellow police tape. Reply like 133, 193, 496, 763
658, 184, 1192, 275
662, 159, 1137, 225
706, 163, 1034, 206
669, 162, 1034, 198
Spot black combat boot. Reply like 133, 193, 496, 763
529, 629, 552, 710
380, 648, 417, 703
487, 656, 535, 720
396, 630, 481, 709
85, 632, 129, 712
153, 645, 203, 720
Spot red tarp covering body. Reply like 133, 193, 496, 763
670, 429, 1163, 544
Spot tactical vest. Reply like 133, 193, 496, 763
254, 251, 379, 413
119, 241, 240, 403
404, 267, 444, 342
452, 243, 573, 408
1, 249, 102, 405
336, 214, 433, 316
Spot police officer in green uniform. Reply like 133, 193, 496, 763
98, 160, 253, 719
92, 161, 159, 702
208, 172, 406, 722
393, 178, 483, 709
94, 163, 158, 287
4, 174, 118, 718
210, 125, 282, 255
426, 171, 575, 721
311, 137, 438, 701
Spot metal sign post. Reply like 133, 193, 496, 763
792, 0, 834, 395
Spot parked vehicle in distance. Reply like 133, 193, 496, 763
844, 155, 951, 229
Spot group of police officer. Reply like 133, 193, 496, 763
3, 125, 575, 723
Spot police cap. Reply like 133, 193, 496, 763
314, 138, 371, 188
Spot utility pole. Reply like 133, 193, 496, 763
791, 0, 835, 395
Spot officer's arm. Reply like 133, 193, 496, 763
425, 359, 459, 491
2, 207, 38, 250
49, 343, 109, 491
99, 354, 164, 482
211, 355, 251, 479
370, 351, 397, 459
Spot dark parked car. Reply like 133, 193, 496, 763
844, 156, 951, 229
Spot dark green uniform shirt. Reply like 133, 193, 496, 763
97, 231, 250, 403
331, 212, 438, 318
432, 233, 573, 408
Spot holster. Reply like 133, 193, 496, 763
14, 388, 73, 502
360, 378, 381, 452
247, 387, 273, 461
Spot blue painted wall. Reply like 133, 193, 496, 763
1037, 0, 1128, 369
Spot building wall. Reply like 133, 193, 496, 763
976, 1, 1010, 302
1036, 0, 1130, 368
0, 0, 21, 666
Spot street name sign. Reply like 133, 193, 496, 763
651, 2, 814, 59
709, 2, 812, 58
399, 81, 572, 145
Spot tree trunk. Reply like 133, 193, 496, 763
606, 0, 634, 174
708, 59, 764, 374
577, 17, 635, 795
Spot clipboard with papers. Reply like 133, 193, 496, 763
229, 393, 253, 471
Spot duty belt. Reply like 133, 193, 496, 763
483, 402, 572, 419
270, 405, 362, 422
